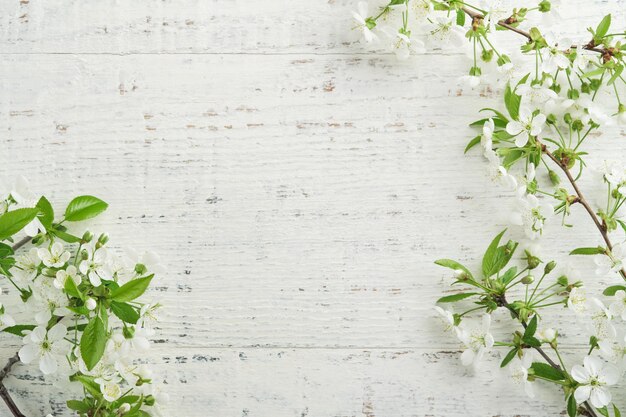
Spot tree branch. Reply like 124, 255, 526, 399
539, 141, 626, 281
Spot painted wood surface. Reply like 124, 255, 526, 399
0, 1, 625, 416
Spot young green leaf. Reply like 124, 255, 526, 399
595, 14, 611, 40
0, 243, 13, 258
2, 324, 36, 337
530, 362, 566, 381
614, 404, 621, 417
437, 293, 478, 303
51, 228, 82, 243
110, 301, 140, 324
504, 83, 521, 120
111, 274, 154, 303
464, 135, 482, 154
35, 196, 54, 229
80, 317, 107, 371
64, 195, 108, 222
567, 394, 577, 417
64, 276, 84, 301
0, 208, 39, 240
524, 315, 537, 338
500, 348, 518, 368
499, 266, 518, 285
67, 400, 91, 413
603, 285, 626, 296
482, 230, 516, 278
434, 259, 474, 280
570, 247, 605, 255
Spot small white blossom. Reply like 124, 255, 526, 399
19, 324, 68, 375
37, 242, 70, 268
571, 356, 619, 408
505, 107, 546, 147
509, 193, 553, 239
352, 2, 377, 44
457, 314, 494, 367
594, 244, 626, 276
79, 247, 112, 287
568, 286, 589, 315
609, 290, 626, 321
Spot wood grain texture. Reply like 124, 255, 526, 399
0, 1, 625, 416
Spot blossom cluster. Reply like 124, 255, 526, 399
352, 0, 626, 416
0, 177, 167, 417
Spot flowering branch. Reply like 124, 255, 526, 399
351, 0, 626, 416
0, 180, 168, 417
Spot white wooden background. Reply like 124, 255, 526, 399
0, 1, 625, 416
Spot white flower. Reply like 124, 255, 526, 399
19, 324, 68, 375
30, 278, 70, 324
79, 247, 112, 287
457, 314, 494, 367
410, 0, 433, 21
588, 298, 616, 340
516, 82, 558, 108
101, 382, 122, 402
536, 328, 556, 342
541, 33, 572, 73
572, 45, 593, 72
481, 118, 495, 152
509, 351, 535, 398
594, 244, 626, 276
10, 176, 44, 237
426, 16, 464, 47
139, 302, 161, 333
0, 310, 16, 331
37, 242, 70, 268
481, 0, 509, 32
609, 290, 626, 321
434, 306, 457, 333
10, 247, 41, 284
53, 265, 80, 289
571, 356, 619, 408
505, 107, 546, 147
509, 194, 553, 239
598, 337, 626, 365
352, 2, 377, 44
568, 286, 590, 315
599, 160, 626, 193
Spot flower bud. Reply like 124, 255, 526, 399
527, 255, 541, 270
544, 261, 556, 274
98, 233, 109, 246
119, 403, 131, 413
557, 275, 568, 287
538, 0, 551, 12
521, 275, 534, 285
548, 170, 560, 185
135, 263, 148, 275
80, 249, 89, 260
82, 231, 93, 243
85, 298, 97, 311
144, 395, 155, 406
123, 325, 135, 339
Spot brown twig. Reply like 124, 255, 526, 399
539, 141, 626, 281
503, 299, 598, 417
460, 6, 606, 54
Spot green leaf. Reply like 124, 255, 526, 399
595, 14, 611, 39
597, 407, 609, 417
67, 400, 91, 413
504, 83, 521, 120
530, 362, 566, 381
614, 404, 621, 417
80, 317, 107, 371
464, 135, 482, 154
499, 266, 518, 285
0, 243, 13, 258
2, 324, 36, 337
582, 67, 605, 78
51, 228, 81, 243
501, 148, 525, 169
455, 8, 465, 26
437, 292, 478, 303
500, 348, 518, 368
523, 336, 541, 347
607, 64, 624, 86
35, 196, 54, 229
603, 285, 626, 296
64, 195, 108, 222
570, 247, 605, 255
567, 394, 577, 417
110, 301, 140, 324
64, 276, 83, 300
482, 230, 516, 278
111, 274, 154, 302
434, 259, 474, 281
524, 316, 537, 338
0, 208, 40, 240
